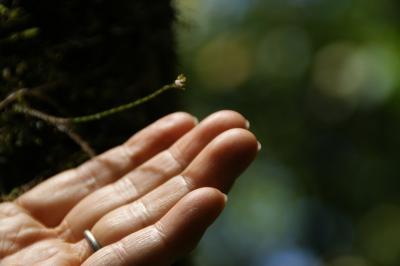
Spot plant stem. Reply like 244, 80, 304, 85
9, 74, 186, 158
70, 75, 186, 124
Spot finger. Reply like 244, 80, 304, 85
80, 187, 227, 266
91, 128, 258, 246
16, 112, 197, 226
59, 110, 248, 241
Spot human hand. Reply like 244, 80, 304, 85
0, 111, 259, 266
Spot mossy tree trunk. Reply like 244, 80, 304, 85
0, 0, 180, 192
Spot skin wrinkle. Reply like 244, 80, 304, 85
30, 242, 60, 265
153, 222, 169, 252
6, 218, 24, 257
31, 247, 59, 266
122, 226, 166, 262
120, 143, 137, 167
55, 218, 76, 243
15, 168, 88, 226
166, 146, 187, 173
112, 178, 139, 206
110, 242, 128, 266
78, 147, 130, 193
129, 200, 152, 229
0, 203, 25, 217
145, 176, 192, 213
79, 165, 101, 196
0, 219, 19, 258
74, 240, 91, 264
123, 149, 182, 197
8, 239, 82, 266
1, 213, 55, 257
92, 175, 193, 246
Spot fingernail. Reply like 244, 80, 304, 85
257, 141, 262, 152
245, 120, 250, 129
192, 116, 199, 125
223, 194, 228, 204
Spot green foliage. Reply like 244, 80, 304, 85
177, 0, 400, 265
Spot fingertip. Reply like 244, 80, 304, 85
162, 111, 199, 128
193, 127, 259, 169
205, 110, 248, 129
213, 128, 259, 154
181, 128, 259, 193
192, 115, 199, 125
183, 187, 228, 217
245, 119, 251, 129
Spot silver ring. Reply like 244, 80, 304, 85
84, 229, 102, 252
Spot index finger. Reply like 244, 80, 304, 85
16, 112, 198, 226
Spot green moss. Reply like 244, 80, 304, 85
0, 0, 179, 193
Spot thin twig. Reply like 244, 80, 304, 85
71, 75, 186, 123
0, 88, 27, 111
5, 75, 186, 124
57, 125, 96, 158
11, 104, 95, 157
0, 81, 61, 112
12, 104, 70, 125
4, 74, 187, 157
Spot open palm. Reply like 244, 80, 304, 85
0, 111, 259, 266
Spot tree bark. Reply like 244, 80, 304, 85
0, 0, 179, 192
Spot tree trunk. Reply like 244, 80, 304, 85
0, 0, 180, 192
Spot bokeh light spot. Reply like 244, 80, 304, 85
256, 26, 312, 81
313, 42, 398, 108
328, 255, 370, 266
359, 205, 400, 265
194, 34, 253, 91
313, 42, 359, 101
260, 248, 322, 266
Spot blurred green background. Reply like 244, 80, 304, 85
174, 0, 400, 265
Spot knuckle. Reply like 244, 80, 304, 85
109, 242, 128, 265
127, 200, 152, 228
153, 222, 169, 248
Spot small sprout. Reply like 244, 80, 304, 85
175, 74, 187, 90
